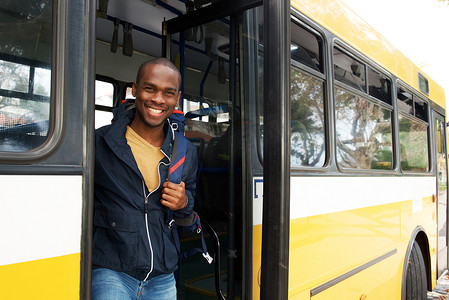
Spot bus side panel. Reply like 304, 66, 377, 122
0, 175, 83, 299
401, 192, 438, 287
0, 254, 80, 300
252, 176, 436, 299
309, 252, 402, 300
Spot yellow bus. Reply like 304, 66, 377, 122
0, 0, 446, 299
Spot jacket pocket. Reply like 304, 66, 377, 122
92, 209, 140, 271
159, 217, 180, 272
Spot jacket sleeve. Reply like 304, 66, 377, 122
174, 140, 198, 218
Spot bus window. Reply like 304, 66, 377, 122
125, 86, 135, 99
397, 86, 430, 172
0, 1, 53, 152
290, 70, 325, 167
184, 98, 211, 122
398, 114, 429, 172
418, 72, 429, 96
414, 97, 428, 122
368, 67, 391, 105
290, 21, 326, 168
333, 47, 366, 92
95, 80, 115, 128
398, 87, 414, 115
335, 88, 393, 170
290, 22, 322, 72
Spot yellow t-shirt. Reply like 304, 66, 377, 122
126, 126, 165, 192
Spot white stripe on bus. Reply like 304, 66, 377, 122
0, 175, 83, 266
253, 176, 435, 225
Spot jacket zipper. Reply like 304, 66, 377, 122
142, 180, 154, 282
142, 153, 171, 281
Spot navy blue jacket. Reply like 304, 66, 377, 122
93, 102, 198, 281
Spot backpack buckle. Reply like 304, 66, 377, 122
202, 252, 213, 264
168, 219, 175, 228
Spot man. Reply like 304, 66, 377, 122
92, 57, 198, 299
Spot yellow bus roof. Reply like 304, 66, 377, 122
291, 0, 446, 109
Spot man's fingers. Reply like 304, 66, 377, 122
161, 181, 187, 210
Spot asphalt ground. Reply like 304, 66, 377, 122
429, 271, 449, 300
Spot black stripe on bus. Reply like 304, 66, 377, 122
310, 249, 397, 297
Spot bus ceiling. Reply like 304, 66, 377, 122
96, 0, 262, 42
164, 0, 262, 34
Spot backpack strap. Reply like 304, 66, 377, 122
168, 131, 186, 185
166, 130, 187, 228
178, 213, 213, 264
166, 123, 213, 265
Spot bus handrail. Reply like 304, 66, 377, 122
202, 219, 227, 300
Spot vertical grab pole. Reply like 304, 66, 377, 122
260, 0, 290, 299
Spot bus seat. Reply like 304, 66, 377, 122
187, 137, 205, 163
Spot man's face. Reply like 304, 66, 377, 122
132, 63, 180, 130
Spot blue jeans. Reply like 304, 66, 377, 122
91, 268, 176, 300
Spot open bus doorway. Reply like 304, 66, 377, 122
93, 1, 263, 298
163, 9, 245, 300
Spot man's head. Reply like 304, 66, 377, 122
135, 57, 181, 89
132, 58, 181, 131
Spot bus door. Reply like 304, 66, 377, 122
0, 0, 94, 298
163, 1, 261, 299
434, 111, 448, 277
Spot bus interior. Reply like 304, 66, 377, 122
95, 1, 254, 299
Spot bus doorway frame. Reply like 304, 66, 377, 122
163, 0, 291, 299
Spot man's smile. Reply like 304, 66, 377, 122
147, 107, 163, 114
145, 104, 166, 116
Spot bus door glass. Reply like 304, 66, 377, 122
435, 112, 448, 277
163, 4, 258, 299
0, 1, 53, 152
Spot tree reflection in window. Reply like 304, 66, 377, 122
335, 88, 393, 170
290, 69, 325, 167
398, 114, 429, 172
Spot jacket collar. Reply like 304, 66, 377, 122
104, 101, 175, 168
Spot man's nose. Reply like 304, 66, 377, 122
151, 91, 165, 104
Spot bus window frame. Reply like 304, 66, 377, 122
334, 82, 396, 173
95, 75, 119, 112
367, 66, 392, 105
287, 15, 330, 171
290, 65, 328, 169
332, 41, 395, 109
94, 75, 119, 129
333, 46, 367, 93
332, 41, 397, 174
418, 71, 430, 96
0, 0, 66, 164
397, 82, 432, 174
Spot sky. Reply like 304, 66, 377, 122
341, 0, 449, 107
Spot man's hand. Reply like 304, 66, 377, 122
161, 181, 188, 210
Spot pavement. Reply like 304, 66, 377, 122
429, 271, 449, 300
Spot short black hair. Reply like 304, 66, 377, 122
136, 57, 181, 89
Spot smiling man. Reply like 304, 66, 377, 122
92, 58, 198, 300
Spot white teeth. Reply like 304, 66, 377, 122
148, 107, 162, 114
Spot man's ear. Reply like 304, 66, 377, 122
132, 81, 137, 97
176, 91, 181, 107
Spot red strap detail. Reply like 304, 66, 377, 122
170, 155, 186, 174
173, 109, 184, 115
